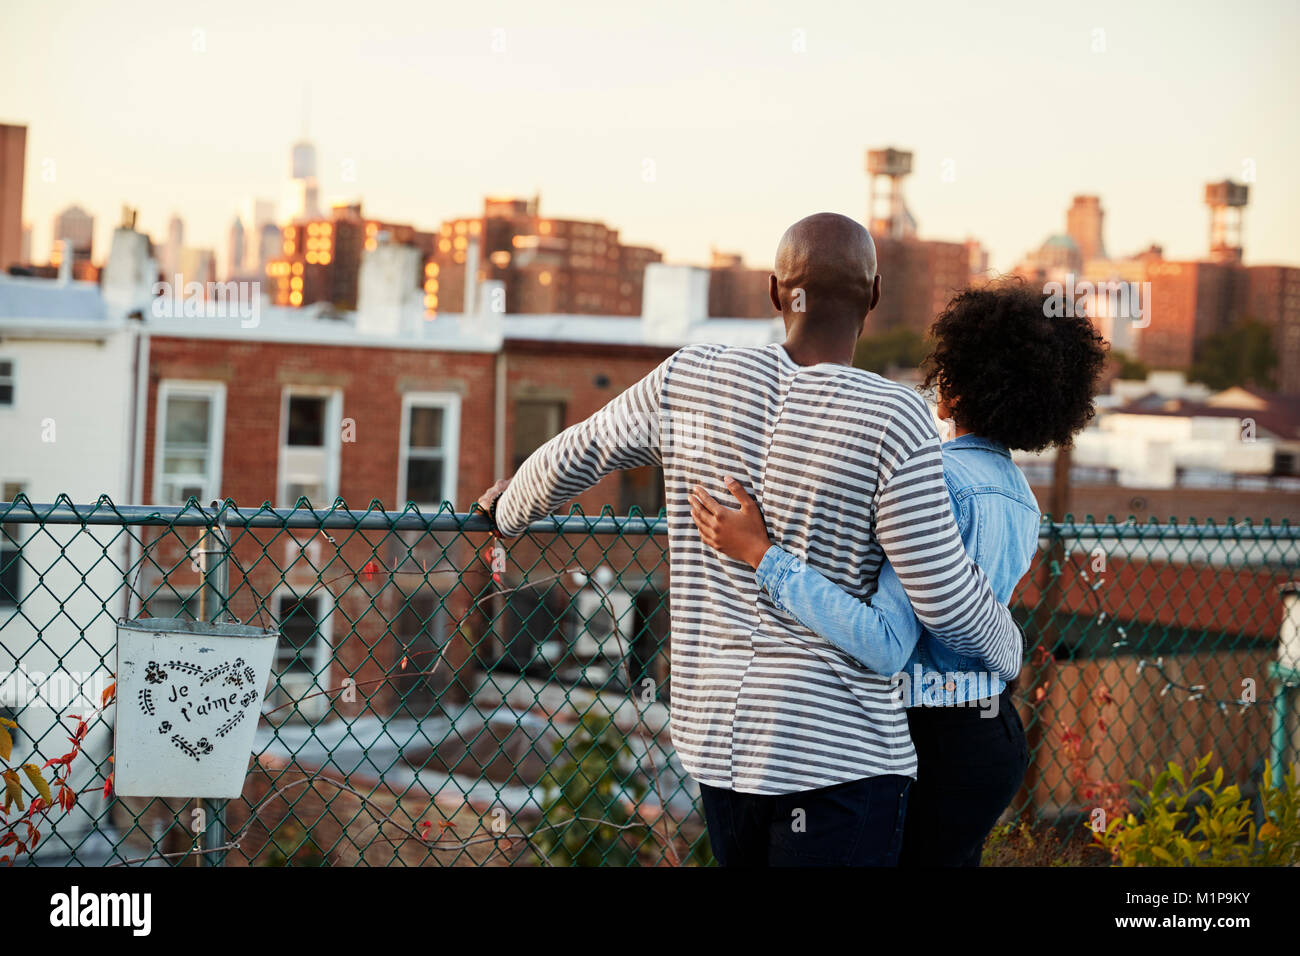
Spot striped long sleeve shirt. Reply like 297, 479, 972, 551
495, 342, 1022, 795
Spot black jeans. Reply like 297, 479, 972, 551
699, 774, 910, 867
898, 693, 1029, 867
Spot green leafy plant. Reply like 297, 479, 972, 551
852, 326, 929, 374
1111, 350, 1150, 380
535, 713, 649, 866
1189, 316, 1276, 390
1251, 762, 1300, 866
1093, 753, 1300, 866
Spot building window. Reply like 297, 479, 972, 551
512, 399, 565, 472
496, 587, 568, 676
142, 590, 198, 621
620, 466, 665, 515
392, 592, 447, 720
279, 388, 341, 507
0, 359, 13, 407
268, 590, 331, 721
155, 382, 225, 506
399, 393, 460, 508
1, 481, 24, 607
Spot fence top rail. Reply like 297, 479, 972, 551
1, 496, 1297, 540
0, 497, 662, 535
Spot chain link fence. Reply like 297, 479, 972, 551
1, 495, 1297, 865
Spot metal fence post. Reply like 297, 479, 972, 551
1272, 583, 1300, 786
196, 502, 231, 866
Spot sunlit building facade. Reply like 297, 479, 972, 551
425, 196, 662, 317
265, 202, 436, 310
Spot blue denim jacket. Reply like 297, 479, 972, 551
754, 434, 1040, 705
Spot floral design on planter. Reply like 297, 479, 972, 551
215, 710, 245, 739
134, 657, 262, 764
199, 658, 247, 688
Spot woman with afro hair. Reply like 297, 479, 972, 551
690, 279, 1107, 866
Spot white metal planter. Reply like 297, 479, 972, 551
114, 618, 279, 799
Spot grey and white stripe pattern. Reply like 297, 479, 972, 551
496, 342, 1020, 795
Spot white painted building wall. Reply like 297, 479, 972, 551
0, 238, 148, 860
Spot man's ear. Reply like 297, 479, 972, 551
768, 274, 781, 313
868, 274, 882, 313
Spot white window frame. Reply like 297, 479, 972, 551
1, 479, 25, 609
268, 586, 334, 722
398, 392, 461, 509
278, 386, 342, 508
153, 380, 226, 506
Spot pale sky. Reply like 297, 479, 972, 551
2, 0, 1297, 275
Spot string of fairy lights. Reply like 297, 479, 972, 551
1059, 553, 1299, 712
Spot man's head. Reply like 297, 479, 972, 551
769, 213, 881, 338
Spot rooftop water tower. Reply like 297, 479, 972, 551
865, 147, 916, 240
1204, 179, 1248, 263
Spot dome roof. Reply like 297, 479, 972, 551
1042, 233, 1079, 251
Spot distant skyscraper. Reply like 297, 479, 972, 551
179, 247, 217, 289
238, 198, 276, 276
0, 123, 25, 272
51, 204, 94, 265
282, 139, 321, 223
163, 213, 184, 278
1066, 195, 1107, 264
291, 140, 316, 180
257, 222, 281, 279
225, 215, 245, 281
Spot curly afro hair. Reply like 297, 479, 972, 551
921, 281, 1107, 452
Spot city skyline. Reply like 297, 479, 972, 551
2, 0, 1298, 277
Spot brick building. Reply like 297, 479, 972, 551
1140, 261, 1300, 390
264, 202, 438, 310
428, 196, 663, 318
705, 251, 773, 319
0, 123, 24, 273
870, 236, 971, 336
1241, 265, 1300, 396
1141, 260, 1243, 369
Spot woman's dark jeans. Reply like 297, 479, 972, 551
898, 693, 1029, 867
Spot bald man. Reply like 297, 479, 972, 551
479, 213, 1020, 866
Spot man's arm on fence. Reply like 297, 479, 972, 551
874, 432, 1023, 681
493, 354, 675, 536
